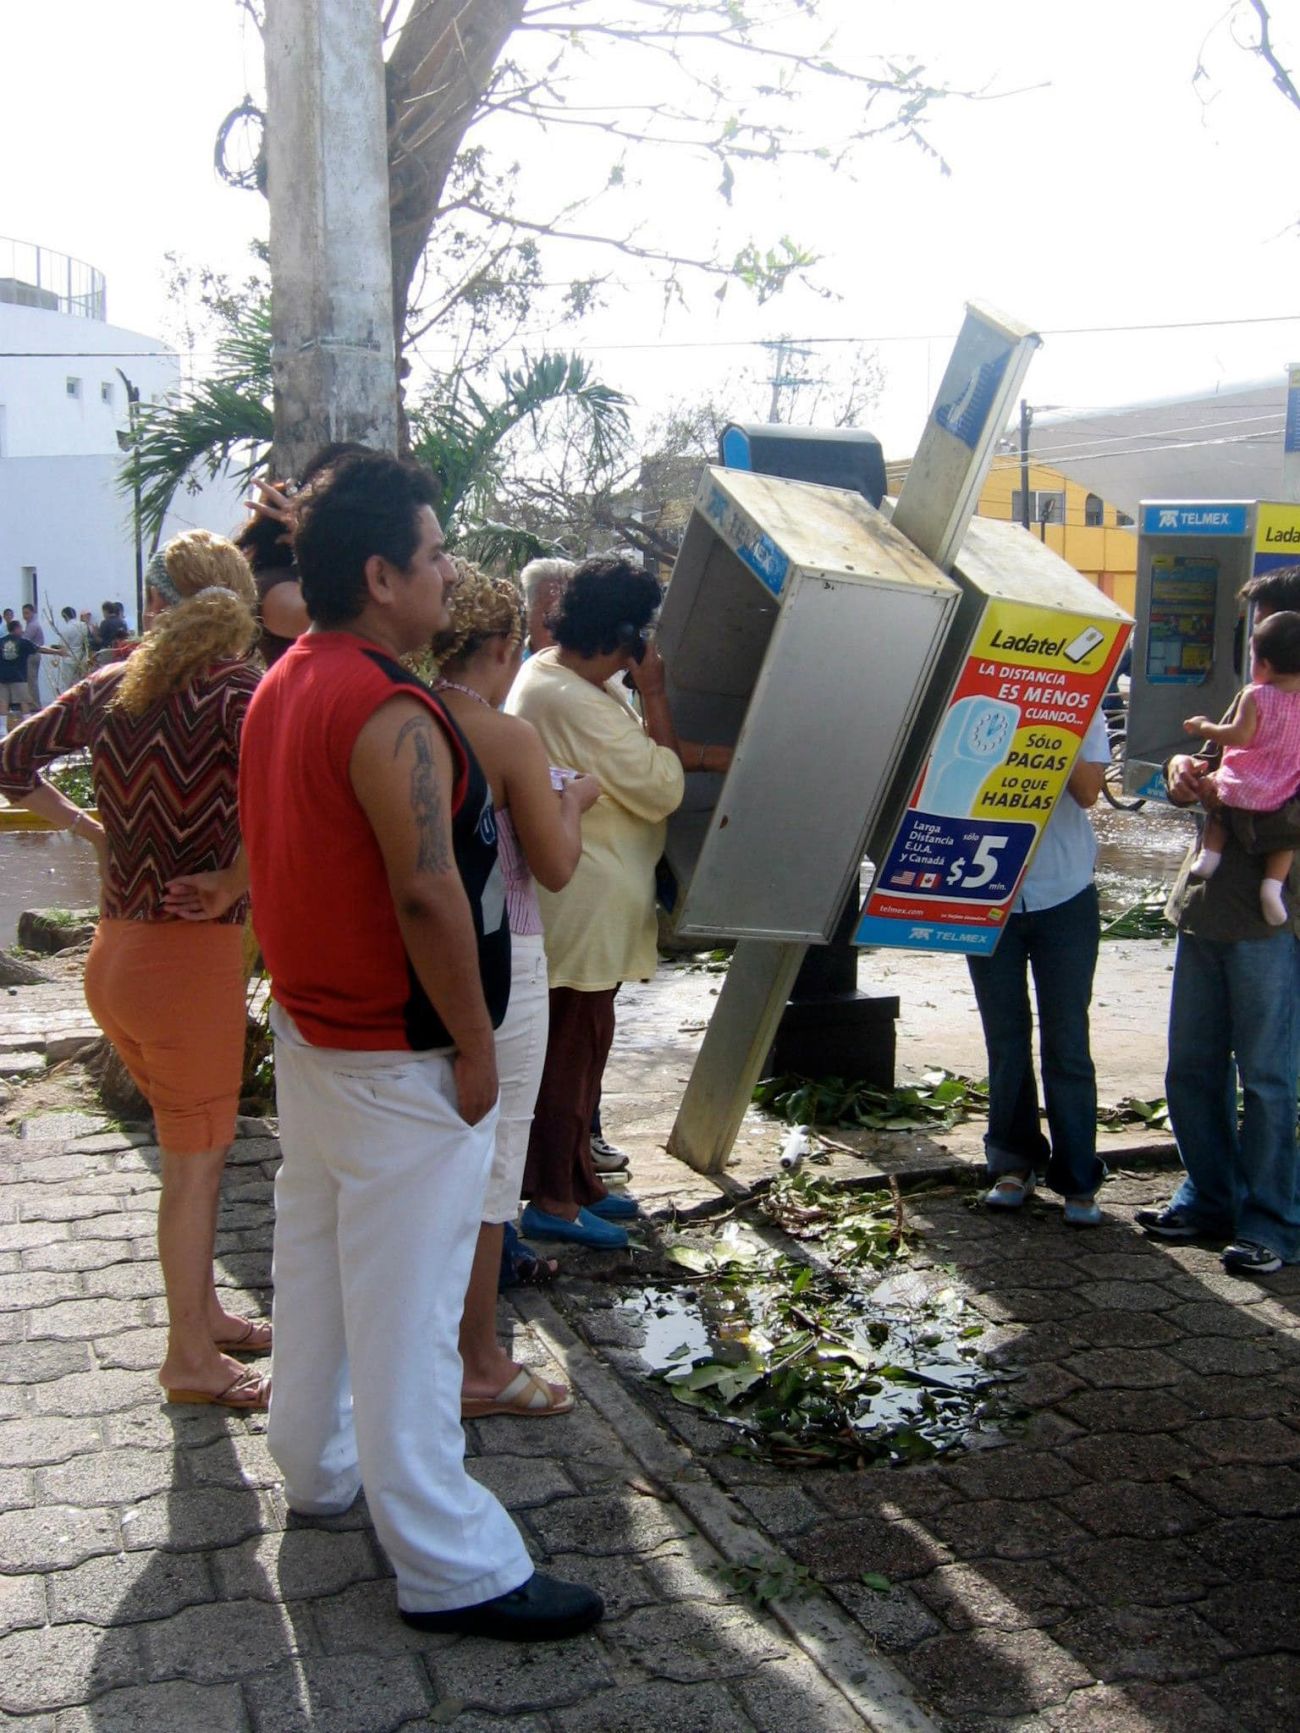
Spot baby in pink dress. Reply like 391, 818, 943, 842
1185, 610, 1300, 926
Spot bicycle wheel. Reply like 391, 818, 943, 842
1102, 731, 1146, 812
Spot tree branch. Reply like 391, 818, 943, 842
1245, 0, 1300, 112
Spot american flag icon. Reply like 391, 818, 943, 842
891, 870, 916, 886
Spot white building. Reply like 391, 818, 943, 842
1008, 379, 1291, 517
0, 236, 243, 636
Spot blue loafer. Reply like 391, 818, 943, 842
587, 1193, 639, 1221
984, 1172, 1035, 1210
520, 1204, 628, 1250
1063, 1195, 1103, 1228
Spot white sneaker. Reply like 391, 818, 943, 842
590, 1134, 629, 1173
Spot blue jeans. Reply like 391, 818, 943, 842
1166, 928, 1300, 1261
967, 885, 1104, 1199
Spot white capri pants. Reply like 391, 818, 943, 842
483, 932, 549, 1223
267, 1007, 532, 1612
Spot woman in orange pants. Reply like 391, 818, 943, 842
0, 532, 268, 1411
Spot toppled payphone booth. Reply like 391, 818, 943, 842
1125, 500, 1300, 800
857, 516, 1132, 954
655, 465, 960, 942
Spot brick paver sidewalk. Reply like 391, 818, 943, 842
3, 954, 1299, 1731
564, 1172, 1300, 1732
0, 1109, 921, 1732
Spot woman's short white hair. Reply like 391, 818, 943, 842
519, 557, 576, 601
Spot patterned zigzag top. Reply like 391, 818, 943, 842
0, 660, 260, 923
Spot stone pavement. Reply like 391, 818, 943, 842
560, 1171, 1300, 1731
0, 1106, 916, 1732
2, 941, 1299, 1730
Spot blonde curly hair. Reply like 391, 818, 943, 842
112, 530, 258, 716
429, 559, 525, 673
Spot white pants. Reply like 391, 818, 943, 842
483, 933, 550, 1223
267, 1008, 533, 1611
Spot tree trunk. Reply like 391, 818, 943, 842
264, 0, 401, 473
386, 0, 527, 352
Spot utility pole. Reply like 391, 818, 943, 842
263, 0, 399, 478
1019, 397, 1033, 530
761, 337, 815, 423
114, 370, 144, 631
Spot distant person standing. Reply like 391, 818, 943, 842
96, 601, 131, 651
519, 558, 574, 656
1, 620, 40, 731
21, 604, 46, 705
52, 607, 92, 694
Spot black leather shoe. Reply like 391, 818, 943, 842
400, 1571, 604, 1642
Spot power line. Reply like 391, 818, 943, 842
988, 426, 1285, 473
9, 307, 1300, 367
410, 309, 1300, 361
1004, 406, 1288, 465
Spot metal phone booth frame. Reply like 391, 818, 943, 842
655, 466, 960, 946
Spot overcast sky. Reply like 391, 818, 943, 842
2, 0, 1298, 455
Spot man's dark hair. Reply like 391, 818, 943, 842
1241, 565, 1300, 613
550, 556, 662, 658
61, 607, 75, 621
1252, 609, 1300, 676
21, 603, 34, 617
300, 441, 370, 486
7, 619, 22, 635
293, 452, 439, 628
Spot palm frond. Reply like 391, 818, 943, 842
409, 350, 630, 534
122, 299, 274, 543
455, 519, 563, 568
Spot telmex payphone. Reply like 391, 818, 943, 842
655, 466, 960, 941
1125, 500, 1300, 799
657, 466, 1131, 956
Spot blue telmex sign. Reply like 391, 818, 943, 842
1140, 504, 1250, 537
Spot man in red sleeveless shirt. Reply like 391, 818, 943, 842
239, 453, 601, 1640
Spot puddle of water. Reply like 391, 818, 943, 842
617, 1262, 1006, 1468
0, 832, 102, 947
1093, 801, 1191, 916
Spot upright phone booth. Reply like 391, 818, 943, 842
655, 465, 960, 944
1125, 500, 1300, 800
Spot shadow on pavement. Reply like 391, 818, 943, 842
561, 1168, 1300, 1731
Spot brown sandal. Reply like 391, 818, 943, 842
214, 1317, 273, 1356
165, 1370, 272, 1411
462, 1368, 573, 1420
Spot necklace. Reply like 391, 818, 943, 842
434, 677, 495, 709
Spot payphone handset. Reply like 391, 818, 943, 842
917, 695, 1020, 817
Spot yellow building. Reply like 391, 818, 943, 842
886, 457, 1138, 616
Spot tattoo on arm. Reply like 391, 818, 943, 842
395, 716, 452, 875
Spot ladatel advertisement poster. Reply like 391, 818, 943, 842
856, 601, 1131, 956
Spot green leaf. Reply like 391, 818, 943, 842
665, 1245, 714, 1273
859, 1573, 892, 1593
